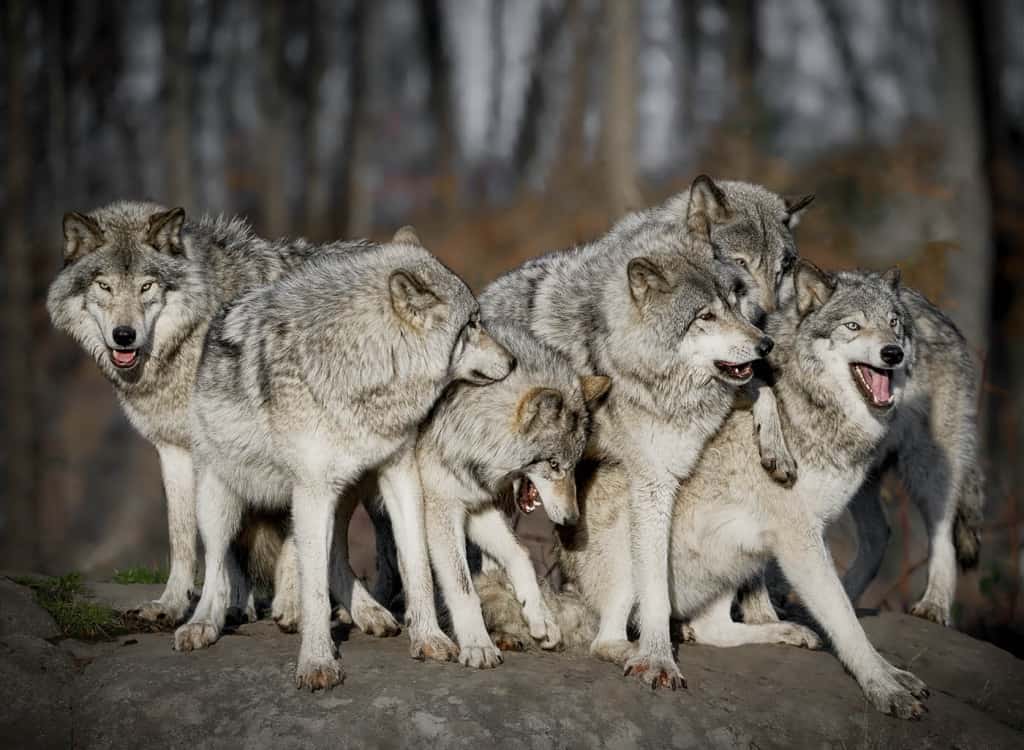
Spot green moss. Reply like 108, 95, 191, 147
112, 565, 169, 585
12, 573, 127, 640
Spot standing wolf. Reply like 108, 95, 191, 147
550, 264, 930, 718
418, 322, 610, 668
173, 232, 514, 690
46, 202, 372, 623
478, 176, 804, 687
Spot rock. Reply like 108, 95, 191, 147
0, 582, 1021, 749
0, 577, 60, 640
84, 582, 167, 613
0, 634, 74, 749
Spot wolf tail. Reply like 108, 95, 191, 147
237, 513, 287, 585
954, 463, 984, 570
475, 570, 598, 653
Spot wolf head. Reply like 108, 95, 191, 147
46, 202, 206, 386
665, 175, 813, 325
773, 261, 911, 424
608, 248, 772, 390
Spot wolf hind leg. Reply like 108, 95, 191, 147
842, 473, 890, 605
736, 574, 780, 624
686, 590, 819, 649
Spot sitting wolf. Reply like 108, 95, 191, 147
173, 231, 514, 690
418, 322, 610, 668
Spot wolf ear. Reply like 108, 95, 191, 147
627, 257, 671, 310
685, 174, 732, 239
146, 207, 186, 255
783, 194, 815, 229
392, 225, 422, 246
794, 260, 835, 317
580, 375, 611, 406
389, 269, 444, 327
881, 266, 901, 290
517, 387, 564, 433
63, 212, 104, 264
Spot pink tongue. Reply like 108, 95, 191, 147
866, 367, 891, 403
113, 350, 136, 366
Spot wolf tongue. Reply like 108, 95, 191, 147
866, 367, 891, 403
113, 350, 136, 365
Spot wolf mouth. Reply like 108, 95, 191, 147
517, 477, 542, 514
714, 360, 754, 383
109, 348, 140, 369
851, 363, 894, 408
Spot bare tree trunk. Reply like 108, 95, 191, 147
3, 0, 38, 569
302, 0, 326, 238
339, 1, 372, 238
600, 0, 640, 216
819, 0, 871, 136
164, 0, 193, 209
261, 0, 288, 236
420, 0, 457, 215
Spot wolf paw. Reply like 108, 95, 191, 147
409, 630, 459, 662
459, 642, 503, 669
888, 665, 929, 699
352, 602, 401, 638
295, 656, 345, 691
272, 595, 301, 633
524, 607, 562, 650
130, 598, 190, 626
680, 624, 697, 643
862, 676, 927, 720
761, 450, 797, 487
623, 653, 686, 690
591, 638, 637, 665
225, 604, 257, 627
776, 623, 821, 649
174, 621, 220, 652
909, 599, 950, 627
492, 630, 530, 652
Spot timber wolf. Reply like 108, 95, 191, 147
418, 321, 609, 668
47, 202, 368, 623
173, 228, 515, 690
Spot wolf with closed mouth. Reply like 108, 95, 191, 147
418, 321, 610, 668
173, 229, 515, 690
46, 202, 372, 624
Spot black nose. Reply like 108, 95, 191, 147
880, 345, 903, 365
507, 356, 518, 373
113, 326, 136, 347
756, 336, 774, 357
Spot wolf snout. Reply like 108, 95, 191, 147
113, 325, 137, 347
756, 336, 774, 358
880, 345, 904, 366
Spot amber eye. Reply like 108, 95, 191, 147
734, 257, 748, 269
844, 321, 861, 331
548, 459, 561, 472
699, 311, 716, 322
95, 280, 111, 292
889, 317, 899, 328
140, 281, 153, 293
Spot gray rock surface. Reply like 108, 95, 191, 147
1, 580, 1021, 749
0, 578, 60, 640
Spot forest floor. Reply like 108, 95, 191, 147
1, 575, 1022, 749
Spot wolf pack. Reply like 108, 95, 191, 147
47, 176, 984, 720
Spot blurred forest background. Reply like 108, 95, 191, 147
1, 0, 1023, 651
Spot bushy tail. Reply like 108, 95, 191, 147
236, 514, 287, 585
954, 463, 984, 570
475, 570, 598, 653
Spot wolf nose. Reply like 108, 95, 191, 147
507, 356, 518, 374
756, 336, 774, 357
113, 326, 136, 347
880, 345, 904, 366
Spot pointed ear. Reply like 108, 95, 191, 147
685, 174, 732, 238
389, 269, 444, 327
627, 256, 671, 310
794, 260, 835, 317
392, 225, 421, 246
580, 375, 611, 406
516, 387, 564, 433
881, 266, 901, 290
783, 193, 815, 229
146, 207, 186, 255
63, 212, 104, 264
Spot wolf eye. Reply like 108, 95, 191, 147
548, 459, 561, 472
733, 257, 748, 269
698, 311, 716, 322
781, 256, 795, 273
95, 280, 111, 292
140, 281, 154, 293
889, 317, 899, 328
844, 322, 861, 331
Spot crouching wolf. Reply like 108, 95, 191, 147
173, 231, 514, 690
554, 263, 930, 718
46, 202, 369, 623
418, 322, 610, 668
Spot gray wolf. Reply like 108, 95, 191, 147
172, 229, 515, 690
47, 202, 369, 623
477, 176, 801, 688
553, 263, 930, 718
418, 321, 609, 668
842, 287, 984, 625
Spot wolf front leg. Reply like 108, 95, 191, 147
466, 505, 561, 649
378, 444, 458, 663
753, 383, 797, 486
132, 444, 197, 624
775, 529, 929, 719
622, 476, 685, 689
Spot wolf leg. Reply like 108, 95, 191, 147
466, 505, 560, 649
842, 473, 890, 605
272, 535, 301, 632
754, 384, 797, 485
292, 480, 345, 691
622, 477, 686, 689
686, 590, 819, 649
132, 445, 197, 624
226, 547, 256, 624
378, 444, 458, 662
366, 499, 402, 610
775, 530, 928, 719
330, 489, 400, 637
173, 468, 243, 651
736, 575, 780, 624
